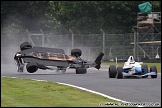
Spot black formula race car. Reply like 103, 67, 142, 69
14, 42, 104, 74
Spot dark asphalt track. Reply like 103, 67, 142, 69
1, 64, 161, 106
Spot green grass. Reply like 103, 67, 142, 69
1, 76, 130, 107
102, 62, 161, 73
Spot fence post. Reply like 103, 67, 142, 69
26, 29, 35, 46
40, 29, 44, 47
100, 29, 105, 55
88, 48, 91, 61
132, 28, 137, 60
26, 29, 30, 43
69, 29, 74, 49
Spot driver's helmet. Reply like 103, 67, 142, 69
130, 57, 135, 64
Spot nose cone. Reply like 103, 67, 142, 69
135, 67, 142, 73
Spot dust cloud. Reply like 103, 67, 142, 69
1, 35, 20, 65
1, 17, 101, 71
1, 32, 101, 67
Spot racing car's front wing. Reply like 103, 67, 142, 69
122, 72, 157, 78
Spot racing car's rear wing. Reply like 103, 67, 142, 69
94, 52, 104, 70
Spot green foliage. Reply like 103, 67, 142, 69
1, 1, 161, 34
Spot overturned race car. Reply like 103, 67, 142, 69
108, 56, 158, 79
14, 42, 104, 74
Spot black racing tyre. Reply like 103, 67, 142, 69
26, 63, 38, 73
150, 66, 157, 78
141, 64, 148, 78
76, 67, 87, 74
71, 49, 82, 57
116, 66, 123, 79
20, 42, 32, 51
109, 65, 117, 78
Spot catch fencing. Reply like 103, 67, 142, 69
1, 32, 161, 64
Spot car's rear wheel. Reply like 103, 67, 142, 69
20, 42, 32, 51
76, 67, 87, 74
116, 66, 123, 79
109, 65, 117, 78
150, 66, 157, 78
71, 49, 82, 57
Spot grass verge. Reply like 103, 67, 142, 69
2, 76, 130, 107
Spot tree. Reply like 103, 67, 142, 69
1, 1, 161, 34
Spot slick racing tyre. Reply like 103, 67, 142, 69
26, 63, 38, 73
109, 65, 117, 78
150, 66, 157, 78
76, 67, 87, 74
20, 42, 32, 51
141, 64, 148, 78
71, 49, 82, 57
116, 66, 123, 79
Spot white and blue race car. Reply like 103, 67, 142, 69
108, 56, 158, 79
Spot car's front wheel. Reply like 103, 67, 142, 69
76, 67, 87, 74
109, 65, 117, 78
26, 63, 38, 73
116, 66, 123, 79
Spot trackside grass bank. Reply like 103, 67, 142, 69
1, 76, 135, 107
102, 62, 161, 73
